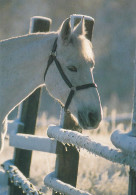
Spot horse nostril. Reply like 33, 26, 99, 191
88, 112, 98, 127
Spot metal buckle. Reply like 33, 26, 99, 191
71, 86, 76, 91
50, 51, 56, 57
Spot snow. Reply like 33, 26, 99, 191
7, 119, 23, 134
111, 130, 136, 155
47, 125, 136, 170
44, 172, 92, 195
9, 133, 57, 153
3, 160, 43, 195
70, 14, 94, 30
30, 16, 52, 33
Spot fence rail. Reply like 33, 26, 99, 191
2, 160, 43, 195
44, 172, 92, 195
9, 132, 59, 154
47, 125, 136, 170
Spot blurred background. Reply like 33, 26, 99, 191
0, 0, 135, 120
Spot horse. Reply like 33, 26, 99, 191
0, 17, 102, 152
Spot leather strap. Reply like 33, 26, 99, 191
44, 38, 58, 80
44, 37, 97, 112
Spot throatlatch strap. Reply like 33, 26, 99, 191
54, 58, 73, 88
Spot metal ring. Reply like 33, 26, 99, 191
71, 86, 76, 91
50, 51, 56, 57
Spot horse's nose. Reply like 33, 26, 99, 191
88, 111, 99, 127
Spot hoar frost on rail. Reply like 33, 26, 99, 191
47, 125, 136, 170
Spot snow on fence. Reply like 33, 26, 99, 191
9, 132, 58, 154
7, 120, 136, 195
2, 160, 43, 195
44, 172, 92, 195
111, 130, 136, 155
47, 125, 136, 170
7, 117, 136, 195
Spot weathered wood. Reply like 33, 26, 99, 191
70, 14, 94, 41
53, 109, 81, 195
9, 16, 51, 195
129, 168, 136, 195
128, 53, 136, 195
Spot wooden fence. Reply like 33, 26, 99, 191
0, 15, 136, 195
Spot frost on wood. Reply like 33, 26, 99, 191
30, 16, 52, 33
2, 160, 44, 195
7, 119, 24, 134
9, 133, 57, 153
111, 130, 136, 155
47, 125, 136, 170
44, 172, 92, 195
70, 14, 94, 29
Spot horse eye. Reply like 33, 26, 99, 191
67, 65, 77, 72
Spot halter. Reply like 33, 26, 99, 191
44, 38, 97, 112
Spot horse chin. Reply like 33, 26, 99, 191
78, 120, 100, 130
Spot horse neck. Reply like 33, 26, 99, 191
0, 32, 58, 118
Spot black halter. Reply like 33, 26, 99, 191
44, 38, 97, 112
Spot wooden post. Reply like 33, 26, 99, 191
9, 16, 51, 195
70, 14, 94, 41
128, 52, 136, 195
53, 109, 81, 195
52, 15, 94, 195
128, 169, 136, 195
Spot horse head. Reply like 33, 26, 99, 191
45, 17, 102, 129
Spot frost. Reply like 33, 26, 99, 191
111, 130, 136, 157
2, 160, 44, 195
47, 125, 136, 170
44, 172, 92, 195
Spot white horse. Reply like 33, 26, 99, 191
0, 17, 102, 152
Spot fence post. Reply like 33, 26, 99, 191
52, 109, 81, 195
128, 53, 136, 195
9, 16, 51, 195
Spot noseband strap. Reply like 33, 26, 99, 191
44, 37, 97, 112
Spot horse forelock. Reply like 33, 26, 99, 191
70, 34, 95, 66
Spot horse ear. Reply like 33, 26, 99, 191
73, 17, 85, 36
59, 18, 71, 44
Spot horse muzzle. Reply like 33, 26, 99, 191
78, 110, 102, 130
